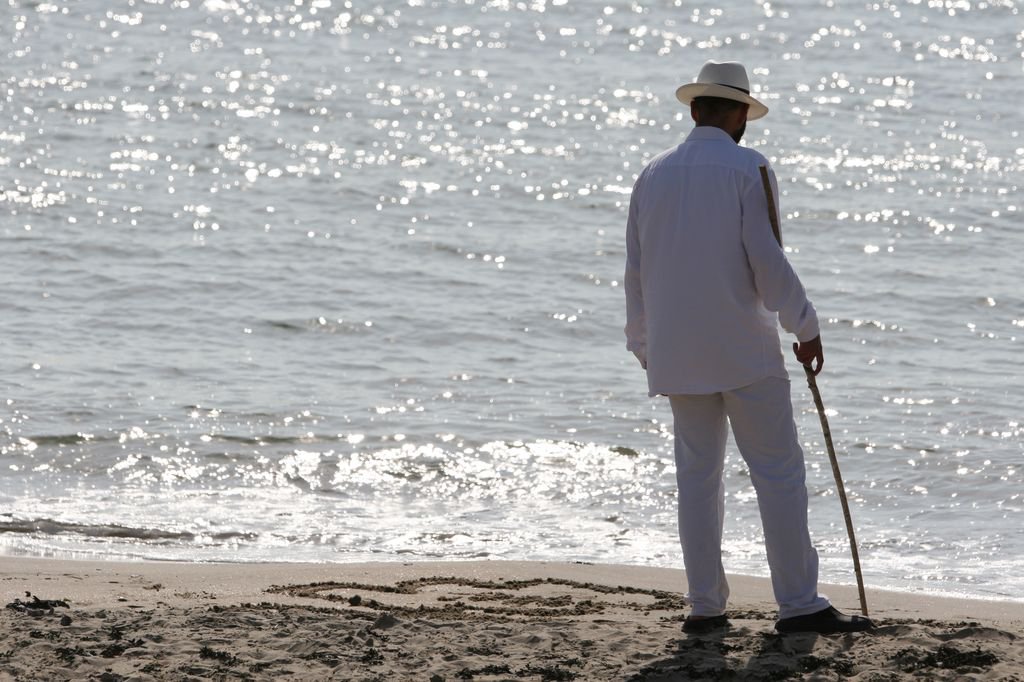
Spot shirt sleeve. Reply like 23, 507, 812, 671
740, 165, 820, 342
623, 178, 647, 363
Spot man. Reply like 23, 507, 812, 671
623, 61, 873, 635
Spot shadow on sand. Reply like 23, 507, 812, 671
624, 617, 833, 681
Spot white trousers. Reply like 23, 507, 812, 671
669, 376, 830, 619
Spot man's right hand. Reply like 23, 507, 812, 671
792, 335, 823, 376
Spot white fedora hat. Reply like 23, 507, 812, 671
675, 60, 769, 120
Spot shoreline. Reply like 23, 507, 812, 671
3, 558, 1022, 680
4, 551, 1022, 606
2, 555, 1021, 621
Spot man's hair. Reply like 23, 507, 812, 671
692, 96, 746, 123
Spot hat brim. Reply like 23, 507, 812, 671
675, 83, 769, 120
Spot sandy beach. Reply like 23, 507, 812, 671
0, 558, 1020, 681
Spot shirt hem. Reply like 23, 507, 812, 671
647, 368, 790, 397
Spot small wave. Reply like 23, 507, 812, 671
16, 433, 102, 446
263, 318, 374, 335
212, 434, 327, 446
0, 517, 255, 543
266, 319, 306, 331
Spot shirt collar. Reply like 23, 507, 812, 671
685, 126, 736, 143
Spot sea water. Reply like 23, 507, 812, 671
1, 0, 1022, 602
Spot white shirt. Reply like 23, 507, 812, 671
624, 126, 819, 396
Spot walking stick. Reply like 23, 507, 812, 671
758, 166, 869, 617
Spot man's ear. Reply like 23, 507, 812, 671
690, 101, 699, 124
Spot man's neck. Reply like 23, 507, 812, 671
694, 122, 744, 144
